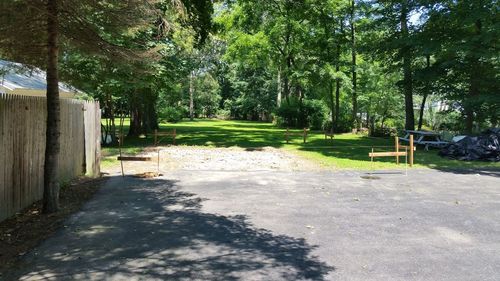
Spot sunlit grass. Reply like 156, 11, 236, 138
102, 118, 500, 170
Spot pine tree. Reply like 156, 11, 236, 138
0, 0, 212, 213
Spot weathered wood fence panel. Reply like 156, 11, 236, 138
0, 94, 100, 221
84, 101, 101, 177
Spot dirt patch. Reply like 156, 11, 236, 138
0, 177, 106, 274
133, 172, 162, 178
102, 146, 324, 175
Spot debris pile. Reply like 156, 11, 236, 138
438, 128, 500, 162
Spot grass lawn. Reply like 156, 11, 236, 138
102, 119, 500, 170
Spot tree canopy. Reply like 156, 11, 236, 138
0, 0, 498, 210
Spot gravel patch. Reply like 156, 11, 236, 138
105, 146, 322, 176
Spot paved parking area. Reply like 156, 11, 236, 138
3, 167, 500, 280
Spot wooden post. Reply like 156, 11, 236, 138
119, 133, 124, 177
286, 128, 289, 143
157, 149, 160, 176
405, 146, 408, 176
173, 128, 176, 145
303, 128, 307, 143
410, 134, 414, 167
395, 136, 399, 165
154, 129, 158, 146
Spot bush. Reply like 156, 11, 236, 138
158, 106, 185, 123
216, 108, 231, 120
302, 99, 329, 130
275, 100, 299, 127
322, 119, 334, 131
371, 127, 397, 137
275, 98, 328, 130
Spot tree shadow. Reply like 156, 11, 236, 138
430, 168, 500, 178
5, 177, 334, 280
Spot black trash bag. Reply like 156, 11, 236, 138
438, 128, 500, 162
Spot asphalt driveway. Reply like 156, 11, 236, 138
3, 168, 500, 280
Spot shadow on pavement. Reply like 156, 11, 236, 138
432, 168, 500, 178
5, 177, 334, 280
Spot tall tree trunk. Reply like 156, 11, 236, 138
189, 71, 194, 121
277, 66, 282, 105
329, 81, 335, 131
401, 2, 415, 130
465, 19, 482, 134
365, 110, 370, 133
283, 57, 292, 105
142, 90, 158, 133
465, 70, 479, 134
320, 15, 335, 132
350, 0, 358, 129
418, 55, 431, 130
465, 81, 478, 134
334, 19, 343, 132
297, 86, 305, 127
106, 92, 117, 144
128, 93, 142, 136
43, 0, 61, 213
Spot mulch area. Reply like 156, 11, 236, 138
0, 177, 107, 274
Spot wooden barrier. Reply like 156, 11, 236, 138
0, 94, 100, 222
118, 131, 159, 177
117, 156, 153, 161
285, 128, 309, 144
154, 129, 176, 146
369, 151, 408, 157
369, 135, 415, 167
116, 154, 160, 177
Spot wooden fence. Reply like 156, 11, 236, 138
0, 94, 100, 221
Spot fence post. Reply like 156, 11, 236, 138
303, 128, 307, 143
286, 128, 289, 143
154, 129, 158, 146
395, 136, 399, 165
410, 134, 414, 167
173, 128, 176, 145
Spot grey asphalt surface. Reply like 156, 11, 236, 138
2, 169, 500, 280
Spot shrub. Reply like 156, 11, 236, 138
371, 127, 397, 137
275, 98, 328, 130
275, 99, 301, 127
216, 108, 231, 120
302, 99, 329, 130
158, 106, 185, 123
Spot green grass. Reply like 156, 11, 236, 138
102, 118, 500, 170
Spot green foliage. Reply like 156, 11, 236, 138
216, 108, 232, 120
158, 106, 186, 123
103, 119, 500, 170
303, 99, 330, 130
4, 0, 497, 141
370, 127, 397, 138
275, 98, 329, 130
193, 73, 221, 117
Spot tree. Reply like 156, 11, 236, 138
422, 0, 499, 133
0, 0, 212, 213
350, 0, 358, 128
368, 0, 421, 130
